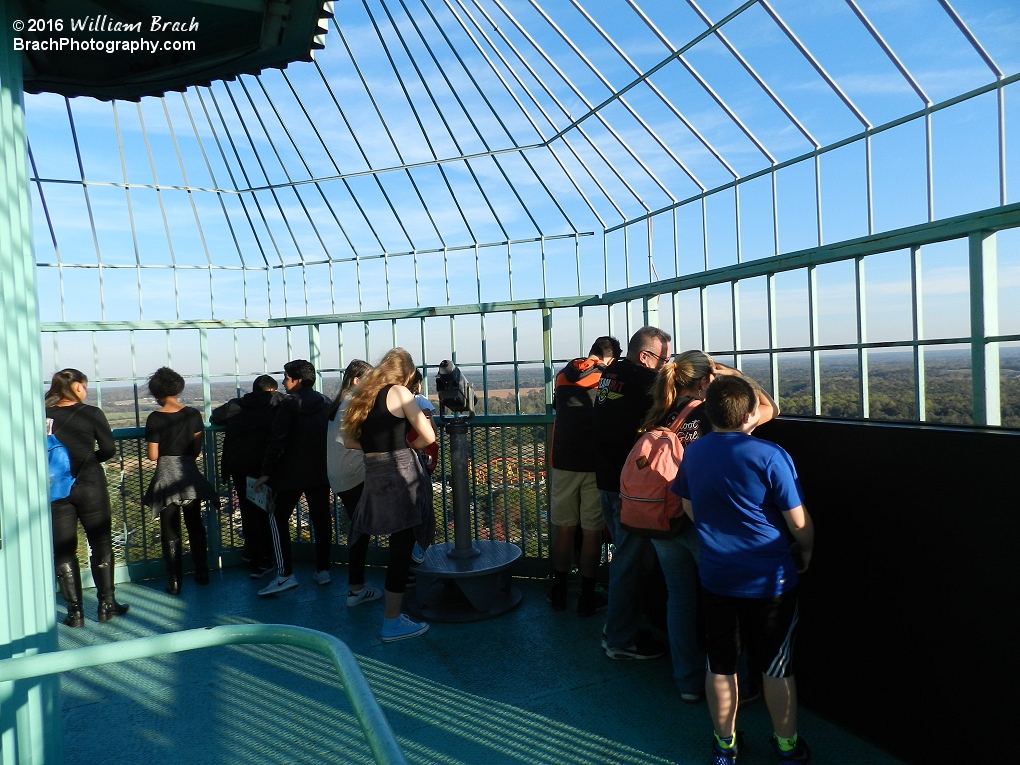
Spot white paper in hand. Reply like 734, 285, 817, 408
246, 477, 274, 513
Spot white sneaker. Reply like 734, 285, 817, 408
258, 574, 298, 597
312, 570, 331, 585
347, 586, 383, 607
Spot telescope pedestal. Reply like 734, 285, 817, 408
406, 540, 523, 623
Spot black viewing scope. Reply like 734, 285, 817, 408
435, 360, 477, 415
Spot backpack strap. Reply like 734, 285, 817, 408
51, 405, 83, 437
665, 398, 703, 434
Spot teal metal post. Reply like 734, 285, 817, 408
0, 1, 65, 760
969, 231, 1000, 425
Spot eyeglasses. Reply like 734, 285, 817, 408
641, 349, 668, 366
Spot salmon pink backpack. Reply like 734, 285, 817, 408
619, 399, 702, 539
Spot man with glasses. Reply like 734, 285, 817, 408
592, 326, 672, 660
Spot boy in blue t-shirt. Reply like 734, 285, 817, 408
672, 375, 814, 765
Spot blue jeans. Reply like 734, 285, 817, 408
652, 529, 705, 694
601, 490, 657, 649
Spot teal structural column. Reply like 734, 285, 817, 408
969, 231, 1000, 425
0, 0, 65, 762
308, 323, 320, 392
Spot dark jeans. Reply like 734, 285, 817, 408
232, 473, 273, 568
337, 483, 370, 587
51, 481, 112, 566
270, 485, 333, 577
160, 499, 207, 570
384, 527, 417, 594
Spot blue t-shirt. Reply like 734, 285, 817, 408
672, 431, 805, 598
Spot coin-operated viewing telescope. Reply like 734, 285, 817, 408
406, 360, 522, 623
435, 360, 477, 416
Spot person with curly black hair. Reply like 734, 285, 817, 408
142, 367, 218, 595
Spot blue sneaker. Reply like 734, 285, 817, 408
711, 732, 743, 764
381, 614, 429, 643
771, 735, 810, 763
411, 542, 425, 564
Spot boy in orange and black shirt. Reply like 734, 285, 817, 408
547, 336, 621, 616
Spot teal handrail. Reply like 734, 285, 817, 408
0, 624, 407, 765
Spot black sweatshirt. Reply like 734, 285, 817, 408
46, 403, 116, 487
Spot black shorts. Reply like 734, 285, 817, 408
701, 585, 800, 679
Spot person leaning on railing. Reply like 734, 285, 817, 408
325, 359, 378, 606
342, 348, 436, 643
45, 368, 129, 626
142, 367, 218, 595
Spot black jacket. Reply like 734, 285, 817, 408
260, 386, 331, 491
211, 390, 282, 479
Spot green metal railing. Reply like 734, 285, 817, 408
102, 417, 555, 576
0, 624, 407, 765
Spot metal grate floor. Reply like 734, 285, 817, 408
58, 564, 903, 765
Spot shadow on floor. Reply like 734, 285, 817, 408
58, 565, 903, 765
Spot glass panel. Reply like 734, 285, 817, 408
777, 352, 812, 415
774, 269, 809, 349
924, 344, 972, 424
819, 350, 860, 418
867, 349, 915, 421
864, 249, 912, 343
737, 276, 770, 352
919, 239, 969, 340
1001, 341, 1020, 427
814, 260, 858, 347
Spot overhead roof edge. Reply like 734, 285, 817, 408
18, 0, 333, 101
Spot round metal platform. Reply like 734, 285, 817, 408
405, 540, 523, 623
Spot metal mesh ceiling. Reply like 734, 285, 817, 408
26, 0, 1019, 325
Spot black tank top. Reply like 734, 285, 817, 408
360, 385, 409, 453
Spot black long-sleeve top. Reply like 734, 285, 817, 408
261, 386, 330, 491
46, 403, 116, 487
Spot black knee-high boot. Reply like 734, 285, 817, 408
92, 554, 130, 623
184, 502, 210, 585
163, 537, 183, 595
56, 559, 85, 628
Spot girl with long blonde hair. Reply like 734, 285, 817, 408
343, 348, 436, 642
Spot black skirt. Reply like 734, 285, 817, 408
351, 448, 434, 550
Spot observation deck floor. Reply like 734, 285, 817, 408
59, 565, 903, 765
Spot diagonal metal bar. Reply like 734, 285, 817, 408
758, 0, 871, 128
443, 0, 619, 222
613, 0, 775, 165
488, 0, 674, 206
460, 0, 647, 215
843, 0, 930, 105
403, 0, 579, 231
936, 0, 1003, 78
682, 0, 818, 149
546, 0, 759, 143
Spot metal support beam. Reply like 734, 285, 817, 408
969, 231, 1000, 425
308, 323, 321, 392
0, 0, 64, 760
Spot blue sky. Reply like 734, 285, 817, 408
24, 0, 1020, 382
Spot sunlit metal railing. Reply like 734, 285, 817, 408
103, 416, 554, 572
0, 624, 408, 765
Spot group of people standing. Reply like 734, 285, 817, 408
45, 347, 438, 643
547, 327, 814, 765
45, 329, 814, 760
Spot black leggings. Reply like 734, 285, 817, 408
384, 527, 417, 594
51, 481, 112, 566
337, 483, 370, 587
160, 500, 207, 560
